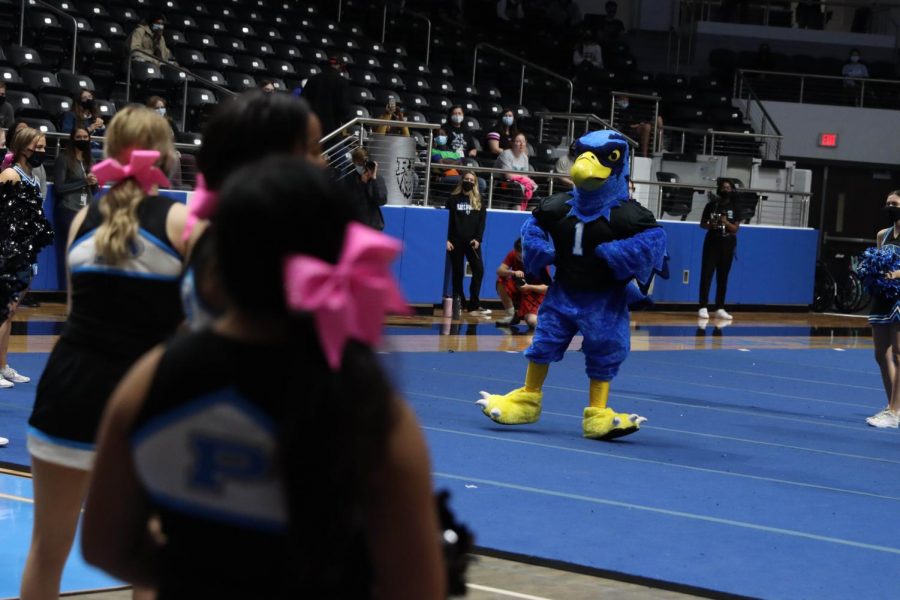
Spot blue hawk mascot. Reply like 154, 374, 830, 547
477, 131, 668, 440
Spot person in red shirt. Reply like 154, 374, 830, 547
496, 238, 549, 328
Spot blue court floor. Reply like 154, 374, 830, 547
1, 341, 897, 599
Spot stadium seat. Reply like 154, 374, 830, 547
656, 172, 693, 221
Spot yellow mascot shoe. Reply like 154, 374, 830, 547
583, 407, 646, 440
476, 387, 543, 425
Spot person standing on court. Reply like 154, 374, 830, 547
349, 146, 387, 231
446, 171, 489, 316
864, 190, 900, 428
301, 56, 351, 137
698, 179, 739, 321
20, 106, 192, 600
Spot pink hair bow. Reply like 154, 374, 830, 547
182, 173, 218, 241
284, 222, 410, 370
91, 149, 170, 193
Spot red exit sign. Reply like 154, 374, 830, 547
819, 133, 838, 147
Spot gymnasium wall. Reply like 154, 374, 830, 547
384, 205, 818, 307
34, 190, 817, 307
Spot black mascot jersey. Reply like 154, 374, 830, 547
533, 192, 660, 291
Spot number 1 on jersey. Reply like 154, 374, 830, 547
572, 221, 585, 256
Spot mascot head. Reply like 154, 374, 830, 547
568, 130, 630, 221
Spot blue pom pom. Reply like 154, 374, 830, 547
856, 246, 900, 299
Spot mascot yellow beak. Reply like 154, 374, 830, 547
570, 152, 612, 191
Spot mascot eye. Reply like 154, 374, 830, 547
608, 149, 622, 162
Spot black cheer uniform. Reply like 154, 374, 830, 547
130, 330, 294, 599
699, 198, 739, 311
28, 196, 184, 466
446, 193, 487, 310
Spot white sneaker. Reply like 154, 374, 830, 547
698, 307, 709, 318
469, 307, 492, 316
0, 366, 29, 384
0, 375, 12, 389
714, 309, 733, 320
866, 409, 900, 428
0, 436, 7, 447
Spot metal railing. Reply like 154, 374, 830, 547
637, 178, 811, 227
20, 0, 78, 72
738, 81, 782, 144
736, 68, 900, 109
472, 43, 574, 114
321, 117, 441, 206
379, 6, 432, 66
609, 91, 662, 153
126, 49, 237, 130
535, 112, 639, 149
680, 0, 900, 37
663, 124, 783, 159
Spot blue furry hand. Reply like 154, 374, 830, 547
856, 246, 900, 299
521, 216, 556, 275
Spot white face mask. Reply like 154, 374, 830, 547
355, 164, 365, 175
451, 114, 464, 124
617, 100, 629, 109
156, 107, 166, 117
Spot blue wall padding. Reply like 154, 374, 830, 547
33, 197, 817, 307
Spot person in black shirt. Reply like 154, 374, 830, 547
350, 146, 387, 231
698, 179, 740, 321
446, 171, 489, 315
443, 106, 478, 159
301, 57, 350, 136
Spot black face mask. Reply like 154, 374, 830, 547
0, 96, 6, 106
461, 180, 475, 192
718, 190, 731, 201
81, 99, 95, 109
27, 151, 45, 169
73, 139, 91, 153
884, 206, 900, 222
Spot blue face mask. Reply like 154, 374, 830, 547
436, 135, 447, 146
502, 116, 514, 127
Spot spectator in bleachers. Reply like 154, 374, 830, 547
485, 109, 520, 157
302, 57, 351, 138
842, 48, 869, 106
128, 14, 174, 66
375, 99, 410, 136
432, 128, 487, 196
0, 82, 14, 130
496, 132, 537, 209
350, 147, 387, 231
443, 106, 478, 159
259, 79, 276, 94
52, 127, 97, 276
146, 96, 178, 136
550, 0, 584, 28
61, 89, 105, 141
614, 94, 662, 158
599, 1, 626, 42
573, 30, 603, 69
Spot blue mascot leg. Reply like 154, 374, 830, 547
476, 285, 578, 425
577, 289, 647, 440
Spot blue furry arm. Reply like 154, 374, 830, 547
521, 216, 556, 276
595, 227, 669, 289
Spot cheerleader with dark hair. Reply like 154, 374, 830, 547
82, 157, 446, 599
860, 190, 900, 428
